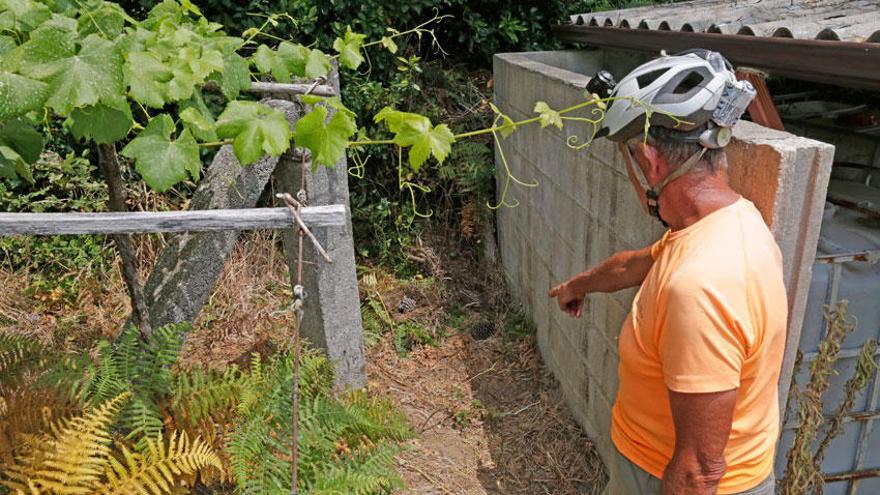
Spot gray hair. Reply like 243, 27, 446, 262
647, 126, 726, 173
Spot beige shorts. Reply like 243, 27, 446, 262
603, 448, 775, 495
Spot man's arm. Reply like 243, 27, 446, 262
549, 246, 654, 318
663, 389, 738, 495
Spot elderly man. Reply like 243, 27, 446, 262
549, 50, 786, 495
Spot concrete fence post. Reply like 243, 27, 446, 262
273, 66, 366, 390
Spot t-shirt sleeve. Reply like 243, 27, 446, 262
659, 279, 749, 394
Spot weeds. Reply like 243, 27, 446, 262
780, 301, 879, 495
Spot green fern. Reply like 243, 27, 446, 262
228, 352, 412, 494
171, 364, 243, 427
119, 394, 165, 452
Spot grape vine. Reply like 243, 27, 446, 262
0, 0, 685, 210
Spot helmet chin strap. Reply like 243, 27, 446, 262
625, 146, 707, 228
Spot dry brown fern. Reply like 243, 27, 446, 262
99, 431, 222, 494
0, 392, 220, 495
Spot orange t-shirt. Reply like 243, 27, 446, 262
611, 198, 788, 494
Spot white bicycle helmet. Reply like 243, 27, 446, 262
600, 49, 756, 148
595, 49, 756, 227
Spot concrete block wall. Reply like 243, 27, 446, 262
493, 49, 834, 489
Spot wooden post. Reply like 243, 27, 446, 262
736, 69, 785, 131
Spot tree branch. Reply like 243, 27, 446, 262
96, 143, 153, 340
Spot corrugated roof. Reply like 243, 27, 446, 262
570, 0, 880, 43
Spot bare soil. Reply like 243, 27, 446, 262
368, 331, 605, 495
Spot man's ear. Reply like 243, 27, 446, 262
638, 143, 667, 184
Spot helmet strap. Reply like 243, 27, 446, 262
625, 145, 707, 228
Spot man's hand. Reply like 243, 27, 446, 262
662, 388, 738, 495
549, 281, 585, 318
548, 246, 655, 318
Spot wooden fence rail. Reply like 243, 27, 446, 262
0, 205, 346, 236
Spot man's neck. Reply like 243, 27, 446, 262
657, 171, 741, 231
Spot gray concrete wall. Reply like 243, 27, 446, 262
493, 49, 834, 492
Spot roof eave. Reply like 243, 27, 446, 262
553, 25, 880, 90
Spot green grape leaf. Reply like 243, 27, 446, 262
404, 123, 455, 170
0, 146, 19, 180
0, 118, 42, 164
0, 35, 16, 54
380, 36, 397, 54
67, 98, 133, 144
304, 48, 330, 79
489, 102, 517, 138
0, 119, 43, 182
20, 32, 123, 115
276, 41, 309, 79
218, 52, 251, 100
121, 114, 200, 192
294, 105, 357, 167
332, 27, 366, 70
253, 44, 277, 76
0, 0, 51, 33
252, 42, 310, 83
374, 107, 429, 134
77, 1, 127, 38
125, 51, 171, 108
534, 101, 563, 130
374, 108, 456, 169
299, 94, 325, 106
179, 105, 216, 142
0, 71, 49, 119
216, 101, 291, 165
164, 46, 223, 102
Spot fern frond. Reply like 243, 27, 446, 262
299, 352, 335, 401
82, 342, 127, 406
99, 431, 221, 495
171, 364, 242, 427
0, 386, 81, 465
309, 442, 403, 495
111, 326, 142, 384
119, 395, 164, 452
140, 323, 187, 396
0, 333, 46, 385
1, 392, 129, 493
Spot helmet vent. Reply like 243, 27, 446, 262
636, 69, 666, 89
673, 72, 705, 94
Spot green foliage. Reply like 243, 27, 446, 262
229, 351, 412, 494
0, 151, 111, 301
121, 114, 201, 192
0, 119, 43, 181
374, 107, 455, 170
294, 97, 358, 167
393, 320, 438, 357
216, 100, 291, 165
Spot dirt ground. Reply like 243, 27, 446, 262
368, 331, 606, 495
362, 229, 607, 495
